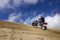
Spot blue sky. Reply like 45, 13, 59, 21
0, 0, 60, 24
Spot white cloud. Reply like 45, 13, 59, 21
13, 0, 23, 7
45, 15, 60, 28
0, 0, 38, 9
11, 0, 38, 7
7, 12, 40, 24
24, 0, 38, 4
24, 14, 40, 24
24, 17, 31, 24
5, 3, 16, 10
24, 12, 44, 24
13, 0, 38, 7
0, 0, 9, 8
7, 12, 22, 22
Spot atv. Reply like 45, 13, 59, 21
32, 21, 47, 30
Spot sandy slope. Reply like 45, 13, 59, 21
0, 20, 60, 40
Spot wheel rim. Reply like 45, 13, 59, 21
42, 27, 45, 30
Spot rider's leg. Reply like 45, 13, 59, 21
40, 22, 43, 26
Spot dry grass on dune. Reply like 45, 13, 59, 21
0, 20, 34, 31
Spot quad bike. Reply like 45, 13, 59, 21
32, 21, 47, 30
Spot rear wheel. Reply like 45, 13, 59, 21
41, 26, 47, 30
32, 23, 37, 27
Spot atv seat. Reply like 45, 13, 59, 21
41, 22, 47, 25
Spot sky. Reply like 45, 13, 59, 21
0, 0, 60, 28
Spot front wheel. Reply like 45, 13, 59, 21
41, 26, 47, 30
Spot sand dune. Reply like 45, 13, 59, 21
0, 20, 60, 40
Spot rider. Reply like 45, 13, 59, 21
38, 14, 45, 26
